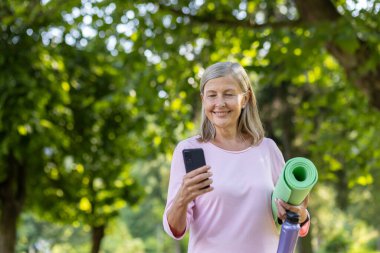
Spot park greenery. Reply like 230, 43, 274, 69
1, 0, 380, 252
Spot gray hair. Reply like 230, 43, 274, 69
198, 62, 264, 146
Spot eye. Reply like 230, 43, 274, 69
207, 94, 216, 98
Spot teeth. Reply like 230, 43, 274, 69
214, 111, 228, 116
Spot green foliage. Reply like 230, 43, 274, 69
121, 154, 192, 253
324, 233, 351, 252
1, 0, 196, 250
101, 218, 145, 253
311, 186, 379, 253
27, 43, 147, 228
294, 55, 380, 211
1, 0, 380, 252
17, 213, 91, 253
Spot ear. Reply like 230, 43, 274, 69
242, 91, 251, 108
200, 93, 204, 103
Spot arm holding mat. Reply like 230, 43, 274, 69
271, 157, 318, 224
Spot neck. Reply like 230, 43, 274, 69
214, 127, 240, 142
212, 127, 251, 151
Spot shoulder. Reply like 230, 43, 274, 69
256, 137, 283, 156
175, 135, 204, 151
257, 137, 278, 149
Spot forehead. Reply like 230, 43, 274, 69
203, 75, 242, 92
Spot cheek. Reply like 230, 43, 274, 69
203, 102, 213, 111
229, 99, 242, 109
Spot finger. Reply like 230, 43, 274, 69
277, 199, 304, 219
189, 170, 212, 185
279, 201, 308, 221
181, 171, 211, 194
278, 199, 299, 212
277, 199, 291, 209
186, 184, 214, 201
186, 165, 211, 178
275, 199, 287, 220
198, 185, 214, 195
203, 185, 214, 193
197, 178, 213, 189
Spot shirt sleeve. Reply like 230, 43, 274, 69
267, 138, 285, 186
162, 143, 195, 240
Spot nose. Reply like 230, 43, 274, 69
215, 96, 226, 107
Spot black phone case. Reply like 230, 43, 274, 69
182, 148, 206, 173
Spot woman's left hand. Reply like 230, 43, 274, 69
275, 195, 309, 224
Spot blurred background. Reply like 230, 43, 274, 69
1, 0, 380, 252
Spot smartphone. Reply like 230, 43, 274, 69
182, 148, 206, 173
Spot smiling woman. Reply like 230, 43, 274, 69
198, 62, 264, 149
163, 62, 311, 253
201, 76, 248, 141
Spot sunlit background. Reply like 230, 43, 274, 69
1, 0, 380, 252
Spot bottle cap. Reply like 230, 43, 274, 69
286, 211, 299, 223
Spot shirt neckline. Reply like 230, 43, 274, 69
207, 141, 253, 154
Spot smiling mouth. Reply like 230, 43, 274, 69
213, 111, 230, 116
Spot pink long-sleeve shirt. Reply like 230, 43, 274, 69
163, 136, 309, 253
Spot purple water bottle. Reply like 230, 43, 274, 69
277, 211, 300, 253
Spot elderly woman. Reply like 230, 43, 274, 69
163, 62, 310, 253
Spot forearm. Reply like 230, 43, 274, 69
165, 165, 213, 237
167, 197, 188, 237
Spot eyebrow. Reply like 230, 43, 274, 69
205, 88, 236, 93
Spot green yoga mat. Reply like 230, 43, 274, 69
271, 157, 318, 224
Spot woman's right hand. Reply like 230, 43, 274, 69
176, 165, 213, 206
167, 165, 213, 237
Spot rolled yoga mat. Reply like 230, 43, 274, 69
271, 157, 318, 224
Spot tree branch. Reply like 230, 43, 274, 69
157, 3, 302, 30
157, 1, 380, 110
294, 0, 341, 22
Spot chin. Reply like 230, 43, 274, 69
211, 121, 232, 129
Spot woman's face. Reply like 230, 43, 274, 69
202, 75, 248, 132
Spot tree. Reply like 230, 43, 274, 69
0, 3, 72, 248
1, 0, 196, 251
26, 43, 146, 253
156, 0, 380, 109
2, 0, 379, 252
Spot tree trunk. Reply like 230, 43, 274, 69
326, 42, 380, 110
298, 226, 313, 253
91, 225, 105, 253
0, 201, 19, 253
260, 81, 314, 253
0, 152, 26, 253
